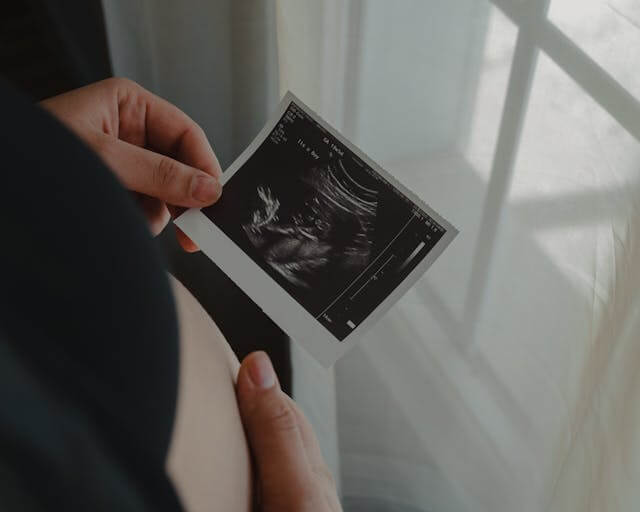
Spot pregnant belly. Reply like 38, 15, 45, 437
166, 275, 252, 512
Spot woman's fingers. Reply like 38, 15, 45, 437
236, 352, 316, 511
174, 226, 200, 252
236, 352, 342, 512
287, 396, 336, 481
41, 78, 222, 249
113, 81, 222, 249
114, 78, 222, 180
98, 135, 222, 208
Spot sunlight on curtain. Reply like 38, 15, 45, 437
522, 53, 640, 512
280, 1, 640, 511
549, 0, 640, 99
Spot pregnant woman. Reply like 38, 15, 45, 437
0, 77, 340, 512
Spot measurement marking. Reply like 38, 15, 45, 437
349, 254, 395, 300
398, 241, 426, 272
316, 213, 415, 319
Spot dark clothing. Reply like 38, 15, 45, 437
1, 0, 292, 396
0, 80, 183, 510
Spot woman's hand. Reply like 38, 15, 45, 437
40, 77, 221, 251
237, 352, 342, 512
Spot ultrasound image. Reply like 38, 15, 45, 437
203, 100, 447, 341
242, 159, 378, 289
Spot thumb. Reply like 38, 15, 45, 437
236, 352, 315, 510
99, 135, 222, 207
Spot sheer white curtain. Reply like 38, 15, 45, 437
104, 1, 640, 510
102, 0, 279, 168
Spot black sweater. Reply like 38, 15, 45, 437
0, 80, 183, 511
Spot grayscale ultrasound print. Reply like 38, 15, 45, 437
242, 159, 378, 290
204, 101, 447, 340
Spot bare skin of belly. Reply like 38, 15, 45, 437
165, 275, 252, 512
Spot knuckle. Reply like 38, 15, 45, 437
103, 77, 125, 94
106, 77, 144, 101
109, 76, 134, 89
256, 393, 298, 433
195, 124, 207, 141
154, 157, 179, 190
185, 124, 209, 151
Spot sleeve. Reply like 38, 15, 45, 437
0, 79, 184, 511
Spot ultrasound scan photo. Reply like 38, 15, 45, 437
176, 93, 457, 364
198, 97, 455, 342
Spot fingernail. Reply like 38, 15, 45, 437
192, 175, 222, 203
248, 351, 277, 389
